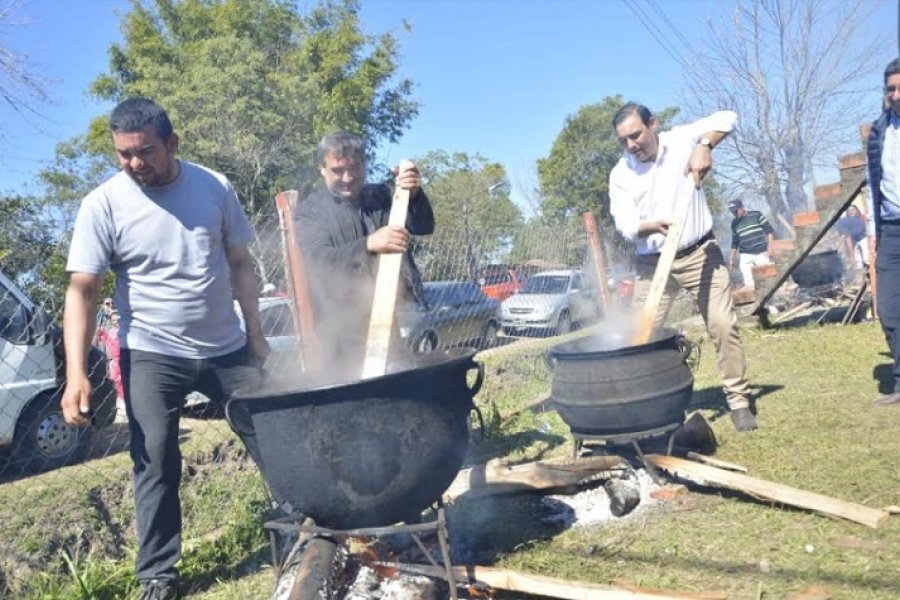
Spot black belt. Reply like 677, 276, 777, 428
675, 232, 714, 259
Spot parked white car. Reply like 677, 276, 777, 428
0, 270, 116, 475
500, 269, 600, 336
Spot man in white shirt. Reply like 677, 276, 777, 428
609, 102, 757, 432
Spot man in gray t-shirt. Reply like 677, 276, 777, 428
61, 98, 268, 600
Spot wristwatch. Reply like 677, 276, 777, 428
699, 137, 714, 149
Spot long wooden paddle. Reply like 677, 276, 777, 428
631, 186, 696, 345
362, 163, 412, 378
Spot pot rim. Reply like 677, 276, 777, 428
547, 327, 682, 360
232, 346, 478, 402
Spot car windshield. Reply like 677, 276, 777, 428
520, 275, 569, 295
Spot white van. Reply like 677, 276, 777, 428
0, 270, 116, 475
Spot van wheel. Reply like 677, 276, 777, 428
6, 391, 94, 475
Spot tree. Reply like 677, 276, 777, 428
414, 150, 522, 281
76, 0, 418, 217
0, 0, 50, 132
683, 0, 884, 221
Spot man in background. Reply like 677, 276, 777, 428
727, 199, 774, 291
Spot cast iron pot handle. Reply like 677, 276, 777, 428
543, 352, 557, 371
675, 335, 695, 364
223, 400, 255, 437
467, 360, 485, 396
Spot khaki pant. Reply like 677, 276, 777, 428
634, 239, 751, 410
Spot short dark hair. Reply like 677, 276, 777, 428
317, 131, 365, 166
612, 102, 653, 130
885, 58, 900, 84
109, 98, 174, 141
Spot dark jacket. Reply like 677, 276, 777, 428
866, 109, 891, 239
293, 183, 434, 366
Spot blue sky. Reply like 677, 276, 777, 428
0, 0, 895, 213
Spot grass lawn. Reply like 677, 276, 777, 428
1, 317, 898, 599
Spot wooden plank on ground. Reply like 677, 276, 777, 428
685, 452, 748, 473
645, 454, 889, 529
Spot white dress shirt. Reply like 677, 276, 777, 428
609, 111, 737, 255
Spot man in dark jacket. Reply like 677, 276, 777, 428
866, 57, 900, 406
294, 131, 434, 375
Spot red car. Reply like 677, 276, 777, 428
478, 265, 525, 302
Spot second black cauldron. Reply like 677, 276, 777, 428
546, 328, 694, 438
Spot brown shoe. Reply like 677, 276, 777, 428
874, 392, 900, 406
730, 407, 758, 432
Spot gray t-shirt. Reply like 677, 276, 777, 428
67, 160, 254, 358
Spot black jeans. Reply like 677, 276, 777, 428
877, 222, 900, 393
120, 344, 266, 583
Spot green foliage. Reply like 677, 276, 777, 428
415, 150, 523, 280
0, 194, 56, 280
537, 96, 625, 225
77, 0, 418, 216
505, 217, 587, 270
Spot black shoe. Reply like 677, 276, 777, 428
730, 407, 758, 432
139, 579, 179, 600
874, 392, 900, 406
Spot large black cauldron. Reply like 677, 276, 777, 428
225, 348, 483, 529
547, 328, 693, 438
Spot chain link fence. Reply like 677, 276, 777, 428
1, 194, 642, 592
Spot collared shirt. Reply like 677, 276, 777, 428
879, 111, 900, 223
609, 111, 737, 255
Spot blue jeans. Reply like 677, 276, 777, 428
876, 223, 900, 393
120, 344, 265, 583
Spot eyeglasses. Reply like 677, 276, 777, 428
885, 86, 900, 94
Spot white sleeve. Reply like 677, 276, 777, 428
685, 111, 738, 142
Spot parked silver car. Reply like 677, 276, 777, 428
500, 269, 600, 336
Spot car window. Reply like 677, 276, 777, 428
571, 274, 582, 290
0, 283, 30, 342
478, 267, 510, 285
521, 275, 569, 295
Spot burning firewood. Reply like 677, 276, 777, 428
443, 455, 630, 502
